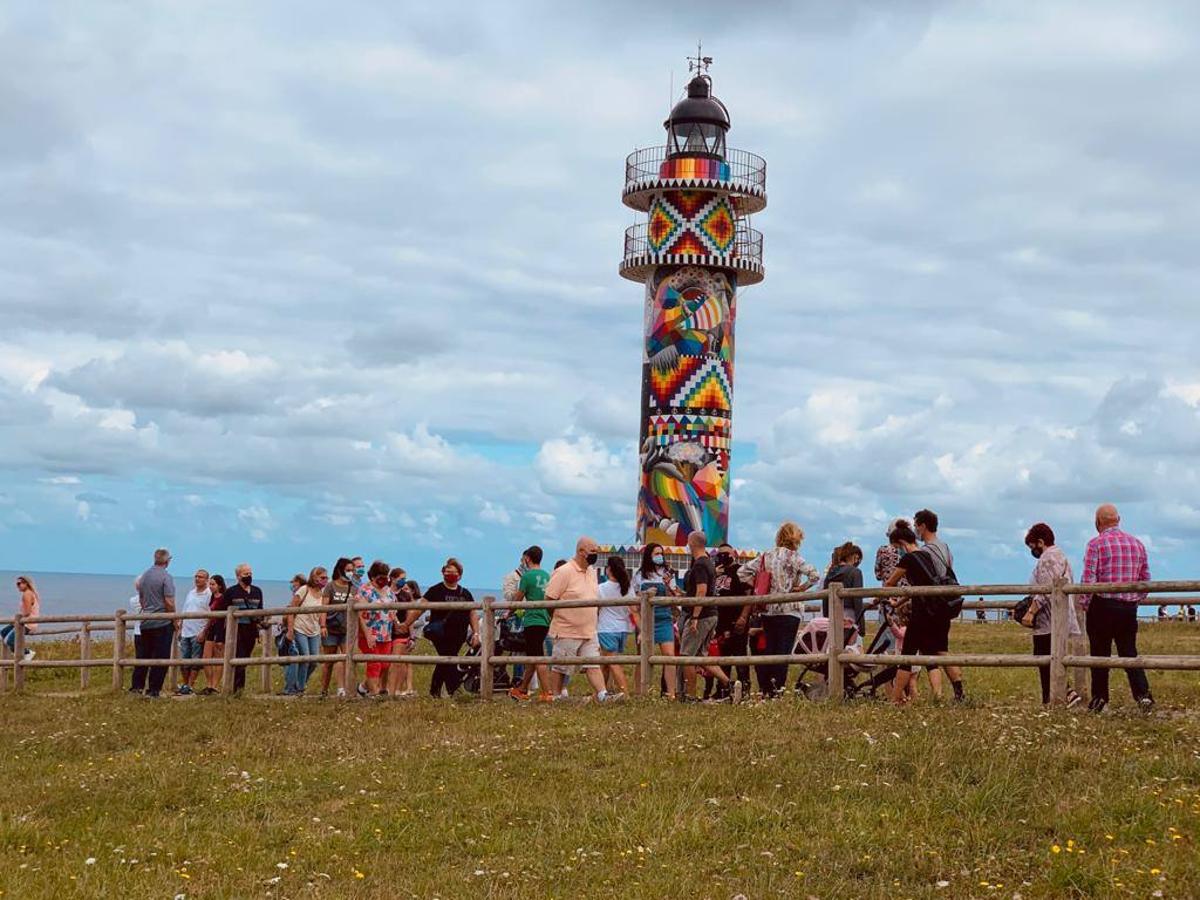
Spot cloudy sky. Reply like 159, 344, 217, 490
2, 1, 1198, 589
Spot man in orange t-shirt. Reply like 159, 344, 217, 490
545, 536, 618, 701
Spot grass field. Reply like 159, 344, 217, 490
2, 621, 1199, 899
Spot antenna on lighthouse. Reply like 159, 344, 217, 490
687, 40, 713, 75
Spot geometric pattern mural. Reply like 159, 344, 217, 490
646, 191, 739, 258
638, 263, 738, 547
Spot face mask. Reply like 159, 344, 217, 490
1030, 547, 1043, 559
240, 575, 253, 586
585, 552, 598, 566
444, 572, 460, 585
394, 577, 406, 588
716, 553, 732, 566
355, 566, 365, 578
652, 554, 664, 566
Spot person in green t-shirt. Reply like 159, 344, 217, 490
509, 545, 552, 701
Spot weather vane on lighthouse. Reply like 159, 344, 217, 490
619, 53, 767, 548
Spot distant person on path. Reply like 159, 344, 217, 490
1080, 503, 1154, 713
737, 522, 819, 698
636, 543, 681, 700
319, 557, 355, 698
1024, 523, 1082, 707
596, 555, 636, 698
508, 546, 552, 702
354, 560, 398, 698
176, 569, 211, 696
135, 548, 177, 698
199, 574, 227, 694
285, 567, 328, 696
223, 562, 265, 693
883, 523, 966, 704
823, 542, 866, 636
678, 532, 737, 701
713, 543, 751, 699
544, 536, 615, 702
913, 509, 966, 695
4, 575, 41, 661
403, 558, 480, 698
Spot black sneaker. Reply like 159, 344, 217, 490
1065, 689, 1083, 708
1137, 695, 1155, 714
1088, 696, 1108, 714
356, 682, 368, 698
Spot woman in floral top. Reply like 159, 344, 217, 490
355, 560, 399, 698
738, 521, 819, 697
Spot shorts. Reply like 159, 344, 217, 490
321, 633, 344, 648
550, 637, 600, 674
678, 616, 718, 658
653, 618, 675, 645
598, 632, 629, 653
357, 632, 394, 680
179, 636, 204, 671
899, 617, 951, 671
523, 624, 549, 659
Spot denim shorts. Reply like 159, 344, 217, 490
653, 618, 675, 644
179, 636, 204, 671
598, 632, 629, 653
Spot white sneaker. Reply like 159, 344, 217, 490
23, 649, 35, 661
336, 688, 347, 698
732, 680, 743, 704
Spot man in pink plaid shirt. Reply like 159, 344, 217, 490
1079, 503, 1153, 713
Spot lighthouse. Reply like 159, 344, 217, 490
620, 55, 766, 548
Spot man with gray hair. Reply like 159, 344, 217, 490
135, 548, 176, 698
1080, 503, 1153, 713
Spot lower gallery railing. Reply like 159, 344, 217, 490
1, 580, 1198, 705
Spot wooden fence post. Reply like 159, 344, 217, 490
0, 632, 8, 693
167, 627, 180, 693
261, 611, 274, 695
112, 611, 127, 692
80, 624, 92, 690
480, 596, 494, 700
11, 615, 25, 693
827, 582, 844, 701
344, 596, 358, 698
638, 592, 653, 697
221, 607, 237, 694
1049, 581, 1068, 706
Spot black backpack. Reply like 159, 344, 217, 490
912, 551, 964, 618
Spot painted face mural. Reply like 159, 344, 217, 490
638, 265, 736, 547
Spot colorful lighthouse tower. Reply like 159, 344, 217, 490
620, 55, 766, 547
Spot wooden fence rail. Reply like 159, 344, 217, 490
2, 579, 1199, 706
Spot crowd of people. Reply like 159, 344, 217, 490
6, 504, 1166, 712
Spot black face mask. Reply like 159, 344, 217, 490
585, 552, 598, 566
240, 575, 253, 586
1029, 547, 1043, 559
716, 553, 733, 567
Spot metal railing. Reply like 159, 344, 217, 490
3, 580, 1199, 703
625, 145, 767, 190
622, 221, 763, 264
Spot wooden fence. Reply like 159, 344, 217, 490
2, 580, 1199, 705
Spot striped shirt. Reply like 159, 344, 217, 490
1080, 527, 1150, 608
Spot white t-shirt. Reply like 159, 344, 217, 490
180, 588, 212, 639
128, 594, 142, 637
596, 580, 636, 634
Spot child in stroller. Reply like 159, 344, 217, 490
457, 607, 522, 695
793, 602, 907, 700
792, 617, 862, 700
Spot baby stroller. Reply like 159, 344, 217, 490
844, 602, 905, 699
458, 613, 523, 695
793, 617, 862, 700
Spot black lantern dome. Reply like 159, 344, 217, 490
663, 74, 730, 160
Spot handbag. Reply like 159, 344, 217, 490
1013, 595, 1039, 628
753, 558, 772, 597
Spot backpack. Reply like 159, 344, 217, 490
911, 551, 963, 618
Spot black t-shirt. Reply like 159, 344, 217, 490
424, 583, 475, 632
683, 556, 718, 620
222, 583, 264, 630
715, 562, 749, 629
895, 551, 944, 627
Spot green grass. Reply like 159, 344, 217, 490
2, 622, 1199, 898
